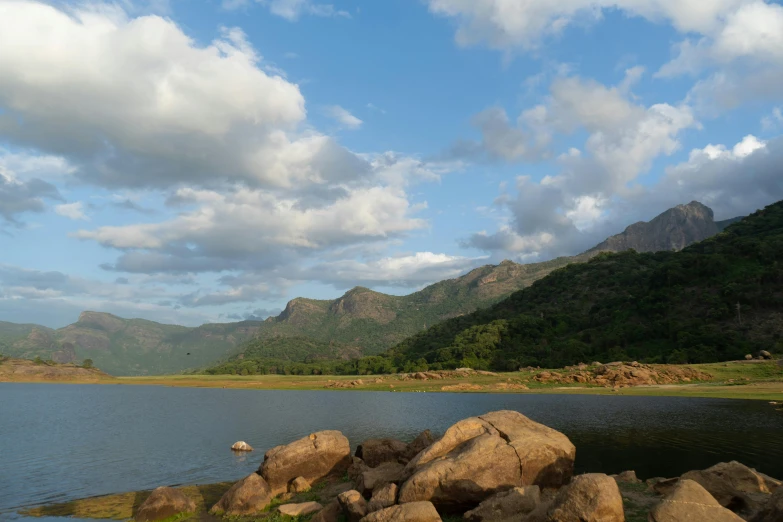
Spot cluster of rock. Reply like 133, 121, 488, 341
746, 351, 774, 361
532, 362, 711, 388
135, 410, 782, 522
397, 369, 499, 381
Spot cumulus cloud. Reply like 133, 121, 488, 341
426, 0, 751, 51
232, 0, 350, 20
55, 202, 88, 221
0, 166, 61, 225
324, 105, 363, 129
298, 252, 487, 289
462, 74, 699, 259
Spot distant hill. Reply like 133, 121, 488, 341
1, 201, 745, 376
380, 201, 783, 371
0, 313, 262, 376
0, 357, 114, 382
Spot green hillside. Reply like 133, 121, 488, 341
380, 201, 783, 371
0, 312, 263, 376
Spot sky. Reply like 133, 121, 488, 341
1, 0, 782, 328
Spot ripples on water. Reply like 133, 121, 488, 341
1, 384, 782, 520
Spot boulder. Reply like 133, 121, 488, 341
210, 473, 273, 516
278, 502, 323, 516
611, 470, 640, 484
359, 462, 406, 494
751, 487, 783, 522
368, 483, 399, 513
231, 441, 254, 452
312, 499, 343, 522
260, 430, 351, 495
760, 350, 772, 359
357, 438, 409, 467
289, 476, 311, 493
649, 479, 745, 522
679, 461, 780, 516
339, 490, 369, 522
136, 487, 196, 522
349, 457, 371, 482
405, 430, 436, 461
360, 501, 442, 522
463, 486, 540, 522
746, 354, 754, 360
545, 473, 623, 522
399, 411, 574, 508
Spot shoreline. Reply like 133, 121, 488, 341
3, 359, 782, 401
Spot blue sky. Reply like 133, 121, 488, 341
1, 0, 782, 328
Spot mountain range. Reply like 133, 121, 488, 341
0, 201, 742, 375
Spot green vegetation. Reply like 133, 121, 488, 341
83, 359, 94, 369
376, 201, 783, 371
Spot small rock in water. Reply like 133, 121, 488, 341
231, 441, 253, 451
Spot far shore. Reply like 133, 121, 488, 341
3, 359, 783, 401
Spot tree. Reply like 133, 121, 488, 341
33, 356, 43, 365
82, 359, 94, 369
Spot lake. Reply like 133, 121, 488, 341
1, 383, 782, 521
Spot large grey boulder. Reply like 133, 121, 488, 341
136, 487, 196, 522
649, 479, 745, 522
398, 411, 574, 508
260, 430, 351, 495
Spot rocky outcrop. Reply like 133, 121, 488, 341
398, 411, 574, 508
231, 441, 253, 452
136, 487, 196, 522
649, 479, 745, 521
588, 201, 720, 254
260, 430, 351, 495
360, 501, 442, 522
210, 473, 273, 516
533, 362, 711, 387
405, 431, 436, 461
545, 474, 624, 522
463, 486, 540, 522
357, 438, 409, 467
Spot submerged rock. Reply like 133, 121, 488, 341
231, 441, 253, 452
360, 501, 442, 522
649, 479, 744, 522
545, 473, 624, 522
260, 430, 351, 495
399, 411, 574, 509
136, 487, 196, 522
210, 473, 273, 516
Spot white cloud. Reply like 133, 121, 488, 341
426, 0, 751, 51
251, 0, 350, 20
55, 202, 88, 221
324, 105, 364, 129
463, 74, 698, 258
299, 252, 487, 289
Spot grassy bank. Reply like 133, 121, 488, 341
108, 360, 783, 401
4, 359, 782, 401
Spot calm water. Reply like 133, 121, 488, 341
1, 384, 783, 521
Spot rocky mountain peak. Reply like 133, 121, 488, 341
588, 201, 720, 254
75, 311, 127, 333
